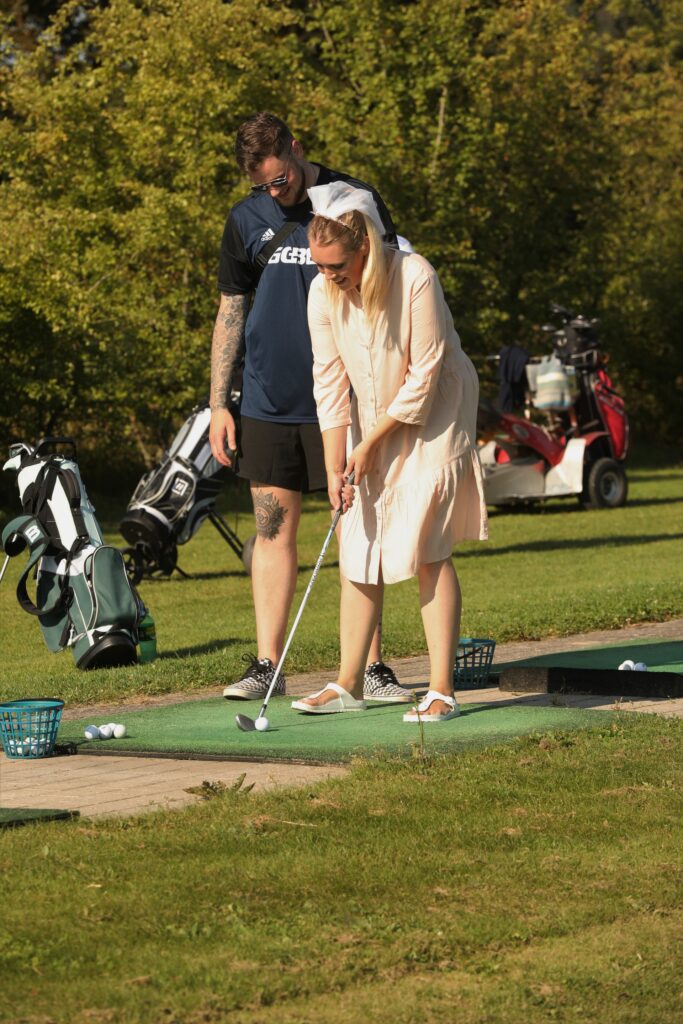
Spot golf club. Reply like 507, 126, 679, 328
235, 471, 355, 733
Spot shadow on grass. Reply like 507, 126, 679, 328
457, 531, 683, 558
182, 569, 249, 581
625, 496, 683, 508
487, 494, 683, 518
151, 557, 339, 581
628, 471, 683, 482
157, 638, 245, 660
297, 559, 340, 574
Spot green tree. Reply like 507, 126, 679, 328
0, 0, 305, 469
1, 0, 681, 484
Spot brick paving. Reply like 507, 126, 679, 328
1, 618, 681, 820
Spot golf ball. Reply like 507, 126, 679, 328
618, 660, 635, 671
255, 717, 270, 732
633, 662, 648, 672
84, 725, 100, 740
98, 724, 113, 740
113, 723, 127, 739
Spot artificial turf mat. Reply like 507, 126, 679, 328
495, 638, 683, 697
495, 638, 683, 674
57, 699, 614, 764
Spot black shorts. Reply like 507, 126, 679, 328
237, 416, 327, 493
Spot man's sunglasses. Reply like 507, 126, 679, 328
250, 142, 293, 194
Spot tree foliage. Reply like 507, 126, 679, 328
0, 0, 681, 476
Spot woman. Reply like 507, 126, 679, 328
291, 182, 488, 723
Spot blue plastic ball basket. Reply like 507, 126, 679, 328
454, 637, 496, 689
0, 699, 64, 759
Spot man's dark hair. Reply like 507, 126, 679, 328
235, 112, 293, 173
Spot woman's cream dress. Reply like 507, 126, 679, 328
308, 250, 488, 585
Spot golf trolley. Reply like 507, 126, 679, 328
119, 400, 255, 583
478, 304, 629, 509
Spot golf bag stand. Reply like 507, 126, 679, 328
119, 399, 254, 583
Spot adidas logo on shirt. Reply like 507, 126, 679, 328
260, 228, 275, 242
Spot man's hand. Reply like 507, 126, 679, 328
210, 408, 237, 467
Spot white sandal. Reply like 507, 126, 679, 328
403, 690, 460, 723
291, 682, 367, 715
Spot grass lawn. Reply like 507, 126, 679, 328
0, 458, 682, 705
1, 713, 681, 1023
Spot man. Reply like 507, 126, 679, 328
209, 112, 412, 704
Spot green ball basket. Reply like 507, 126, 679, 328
0, 699, 64, 759
454, 638, 496, 689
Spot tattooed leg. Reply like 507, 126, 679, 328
249, 485, 302, 663
253, 490, 288, 541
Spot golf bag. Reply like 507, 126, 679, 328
530, 353, 577, 411
2, 439, 140, 670
119, 399, 252, 582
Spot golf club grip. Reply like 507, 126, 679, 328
257, 470, 356, 716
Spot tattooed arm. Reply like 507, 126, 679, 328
209, 292, 249, 467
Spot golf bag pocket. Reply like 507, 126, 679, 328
64, 546, 139, 669
533, 355, 573, 411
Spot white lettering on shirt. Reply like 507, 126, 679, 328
269, 246, 315, 266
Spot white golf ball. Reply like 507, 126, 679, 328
255, 717, 270, 732
618, 660, 635, 671
633, 662, 648, 672
107, 722, 118, 732
98, 724, 113, 740
113, 723, 127, 739
84, 725, 100, 740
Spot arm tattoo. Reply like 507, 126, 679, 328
253, 491, 288, 541
210, 293, 249, 410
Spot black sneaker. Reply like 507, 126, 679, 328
363, 661, 413, 703
222, 654, 286, 700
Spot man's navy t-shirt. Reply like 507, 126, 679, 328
218, 164, 396, 424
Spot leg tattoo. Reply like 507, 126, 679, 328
253, 491, 287, 541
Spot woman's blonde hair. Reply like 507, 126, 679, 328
308, 210, 390, 329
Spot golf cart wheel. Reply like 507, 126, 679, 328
241, 534, 256, 576
582, 458, 628, 509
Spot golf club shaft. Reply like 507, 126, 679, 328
0, 554, 10, 585
256, 473, 355, 719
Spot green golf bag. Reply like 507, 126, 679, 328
2, 439, 140, 669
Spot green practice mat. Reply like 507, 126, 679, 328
58, 699, 613, 764
495, 638, 683, 674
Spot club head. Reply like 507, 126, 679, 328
235, 714, 257, 732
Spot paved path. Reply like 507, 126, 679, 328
1, 619, 681, 820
